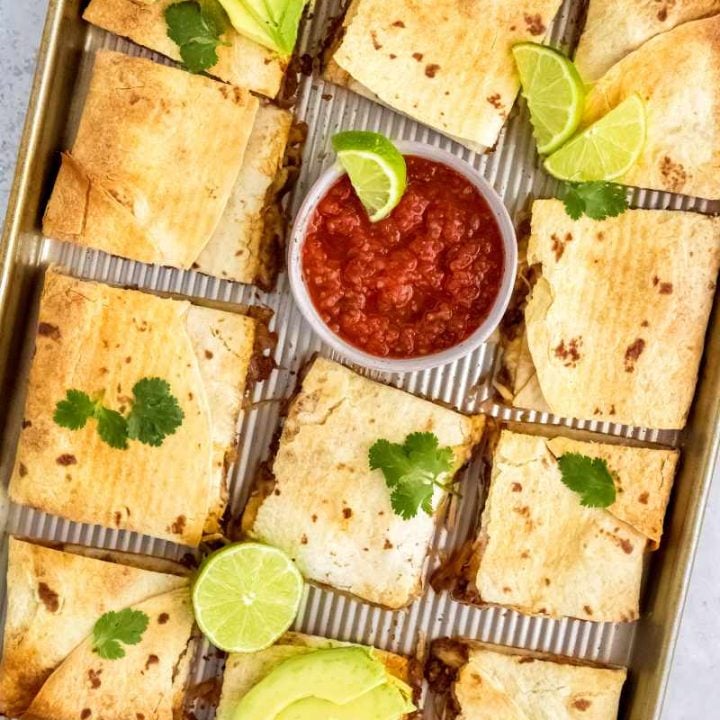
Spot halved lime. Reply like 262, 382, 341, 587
512, 42, 585, 155
544, 94, 647, 181
192, 543, 303, 652
332, 131, 407, 222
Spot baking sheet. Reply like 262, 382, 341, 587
0, 1, 719, 718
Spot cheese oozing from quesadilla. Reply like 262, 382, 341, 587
504, 199, 720, 429
428, 638, 627, 720
0, 538, 193, 719
243, 357, 485, 609
42, 51, 299, 285
469, 429, 678, 622
580, 14, 720, 199
9, 271, 258, 545
574, 0, 720, 82
216, 632, 418, 720
325, 0, 564, 151
83, 0, 287, 97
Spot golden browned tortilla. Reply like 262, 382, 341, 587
0, 538, 191, 718
325, 0, 563, 151
83, 0, 287, 97
428, 638, 626, 720
9, 271, 256, 545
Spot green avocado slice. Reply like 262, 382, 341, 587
276, 683, 413, 720
216, 0, 307, 56
231, 647, 389, 719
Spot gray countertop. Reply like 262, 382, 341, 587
1, 2, 718, 717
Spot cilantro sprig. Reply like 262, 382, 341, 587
369, 432, 455, 520
92, 609, 150, 660
557, 453, 617, 508
166, 0, 231, 74
53, 378, 184, 450
558, 181, 629, 221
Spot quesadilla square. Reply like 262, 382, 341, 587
574, 0, 720, 82
9, 270, 260, 545
42, 51, 262, 273
427, 638, 627, 720
83, 0, 286, 98
242, 357, 485, 609
0, 538, 194, 719
442, 429, 678, 623
501, 199, 720, 429
325, 0, 564, 151
216, 632, 420, 720
580, 14, 720, 199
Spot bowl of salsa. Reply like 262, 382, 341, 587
288, 141, 517, 372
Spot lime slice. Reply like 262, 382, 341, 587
544, 94, 647, 181
512, 42, 585, 155
332, 131, 407, 222
192, 543, 303, 652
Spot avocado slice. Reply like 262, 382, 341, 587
276, 683, 413, 720
216, 0, 307, 56
231, 647, 389, 719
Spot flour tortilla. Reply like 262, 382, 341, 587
474, 430, 677, 621
326, 0, 563, 151
520, 199, 720, 429
83, 0, 286, 97
194, 103, 294, 286
24, 588, 195, 720
581, 15, 720, 199
244, 357, 485, 609
0, 539, 188, 717
9, 271, 256, 545
43, 51, 258, 269
217, 632, 417, 720
430, 639, 626, 720
574, 0, 720, 82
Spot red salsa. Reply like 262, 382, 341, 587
302, 155, 505, 358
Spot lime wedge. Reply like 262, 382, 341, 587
332, 131, 407, 222
544, 94, 647, 182
512, 42, 585, 155
192, 543, 303, 652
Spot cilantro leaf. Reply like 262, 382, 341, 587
557, 453, 617, 508
127, 378, 184, 447
369, 432, 455, 519
96, 407, 129, 450
92, 609, 149, 660
166, 0, 229, 73
53, 390, 96, 430
558, 182, 629, 221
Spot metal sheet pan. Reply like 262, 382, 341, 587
1, 1, 719, 718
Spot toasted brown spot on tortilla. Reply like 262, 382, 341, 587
487, 93, 503, 109
573, 699, 592, 711
511, 482, 523, 492
518, 657, 535, 663
502, 586, 512, 593
342, 507, 353, 519
56, 454, 77, 466
584, 605, 593, 615
311, 514, 318, 522
371, 31, 382, 50
624, 338, 646, 372
389, 53, 397, 59
170, 515, 187, 534
384, 538, 394, 549
114, 511, 122, 527
657, 7, 668, 21
392, 20, 405, 28
38, 582, 60, 612
659, 282, 673, 294
300, 534, 308, 544
524, 13, 546, 35
620, 538, 633, 554
88, 669, 102, 689
554, 337, 582, 367
145, 654, 159, 670
660, 156, 687, 191
18, 462, 28, 477
551, 232, 573, 261
38, 322, 61, 340
425, 63, 440, 77
638, 492, 649, 505
412, 52, 424, 61
641, 320, 649, 327
158, 613, 169, 624
81, 709, 92, 719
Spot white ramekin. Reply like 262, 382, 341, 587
287, 141, 518, 373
